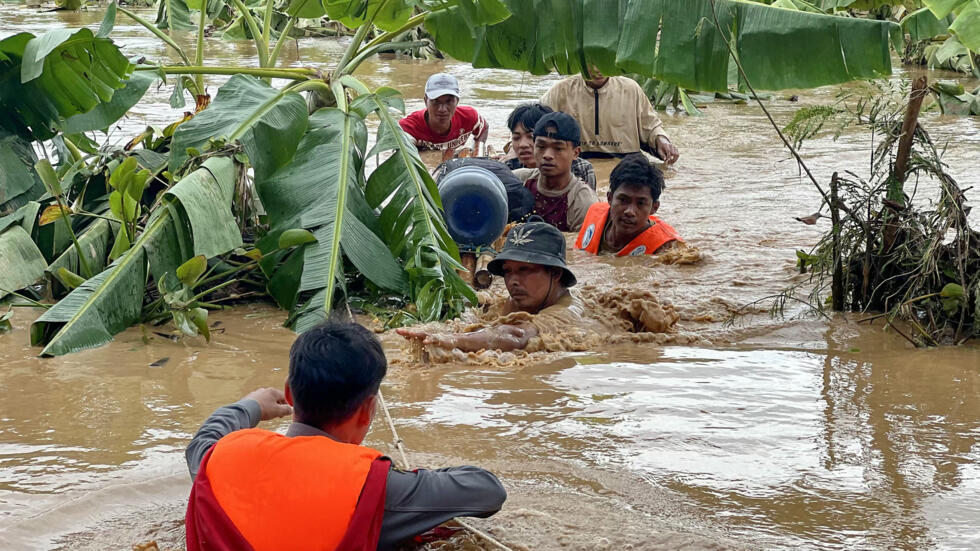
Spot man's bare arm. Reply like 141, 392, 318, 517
397, 322, 538, 352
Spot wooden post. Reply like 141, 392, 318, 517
892, 76, 929, 194
883, 76, 928, 253
830, 172, 845, 312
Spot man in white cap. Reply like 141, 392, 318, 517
399, 72, 489, 153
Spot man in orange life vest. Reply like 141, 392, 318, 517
184, 320, 506, 551
575, 153, 682, 256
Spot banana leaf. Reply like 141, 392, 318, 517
361, 88, 476, 319
926, 0, 968, 19
257, 106, 407, 330
169, 74, 308, 180
0, 201, 40, 236
0, 225, 47, 299
0, 130, 44, 215
164, 156, 242, 257
903, 7, 954, 42
285, 0, 325, 18
61, 70, 158, 135
45, 217, 118, 297
156, 0, 195, 31
323, 0, 416, 32
31, 157, 239, 356
0, 29, 132, 141
427, 0, 900, 92
948, 0, 980, 52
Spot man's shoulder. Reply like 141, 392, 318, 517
607, 76, 646, 101
546, 75, 583, 97
399, 109, 427, 131
453, 105, 482, 125
583, 200, 608, 216
569, 174, 596, 196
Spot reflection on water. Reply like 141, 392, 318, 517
2, 5, 980, 551
401, 341, 980, 551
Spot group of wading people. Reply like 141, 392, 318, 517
185, 69, 684, 550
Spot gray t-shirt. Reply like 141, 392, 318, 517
185, 400, 506, 550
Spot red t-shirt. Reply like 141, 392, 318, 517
398, 105, 486, 151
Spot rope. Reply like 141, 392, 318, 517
377, 390, 516, 551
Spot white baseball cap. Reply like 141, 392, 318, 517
425, 73, 460, 99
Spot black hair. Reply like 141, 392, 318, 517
608, 153, 664, 203
507, 102, 554, 132
287, 319, 387, 428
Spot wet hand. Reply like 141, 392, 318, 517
656, 136, 679, 166
243, 387, 292, 421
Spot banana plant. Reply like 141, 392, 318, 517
1, 0, 921, 357
427, 0, 901, 93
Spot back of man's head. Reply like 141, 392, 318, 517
609, 153, 664, 202
507, 103, 553, 132
287, 320, 387, 428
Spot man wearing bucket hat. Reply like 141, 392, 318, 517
399, 72, 489, 153
397, 216, 582, 352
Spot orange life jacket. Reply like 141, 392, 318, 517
574, 202, 681, 256
196, 428, 383, 551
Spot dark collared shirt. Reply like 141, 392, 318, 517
186, 400, 506, 550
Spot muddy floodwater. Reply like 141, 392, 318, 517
2, 6, 980, 551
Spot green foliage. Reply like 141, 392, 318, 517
785, 85, 979, 344
324, 0, 416, 32
784, 104, 849, 150
0, 226, 46, 299
159, 256, 211, 340
0, 29, 132, 141
46, 218, 117, 297
30, 157, 239, 356
930, 80, 980, 114
0, 308, 12, 334
428, 0, 899, 92
169, 75, 308, 178
903, 7, 955, 42
61, 71, 157, 135
156, 0, 195, 30
0, 130, 44, 215
109, 156, 151, 248
361, 87, 477, 320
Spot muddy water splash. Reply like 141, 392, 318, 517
2, 5, 980, 551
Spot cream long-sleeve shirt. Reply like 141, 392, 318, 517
541, 75, 669, 157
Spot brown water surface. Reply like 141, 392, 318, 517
2, 6, 980, 551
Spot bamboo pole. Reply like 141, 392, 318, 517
473, 251, 494, 289
459, 252, 476, 285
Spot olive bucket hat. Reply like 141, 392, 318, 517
487, 216, 577, 287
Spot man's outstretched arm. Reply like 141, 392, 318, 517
397, 322, 537, 353
185, 388, 292, 479
379, 466, 507, 550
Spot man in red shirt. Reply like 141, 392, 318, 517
399, 73, 489, 152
